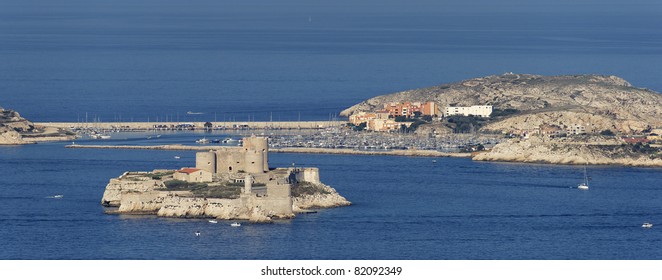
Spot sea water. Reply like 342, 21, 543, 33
1, 0, 662, 259
1, 135, 662, 259
1, 0, 661, 121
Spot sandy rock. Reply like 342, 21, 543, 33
341, 74, 662, 134
473, 136, 662, 167
293, 183, 351, 210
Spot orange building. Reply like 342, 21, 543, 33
383, 101, 438, 117
349, 111, 389, 125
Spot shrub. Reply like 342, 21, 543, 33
164, 180, 189, 189
490, 108, 520, 118
600, 130, 616, 136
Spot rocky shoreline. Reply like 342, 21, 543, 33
102, 172, 351, 223
1, 106, 75, 145
473, 136, 662, 167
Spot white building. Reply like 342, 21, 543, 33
444, 105, 493, 118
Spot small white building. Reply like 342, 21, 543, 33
569, 124, 586, 135
444, 105, 493, 118
173, 168, 213, 183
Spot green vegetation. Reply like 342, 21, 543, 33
147, 171, 174, 180
191, 185, 241, 199
490, 108, 520, 118
291, 181, 330, 197
347, 122, 367, 131
164, 179, 207, 190
162, 179, 242, 199
446, 115, 487, 133
600, 130, 616, 136
631, 142, 657, 154
599, 143, 661, 159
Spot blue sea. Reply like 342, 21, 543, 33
1, 134, 662, 259
1, 0, 662, 259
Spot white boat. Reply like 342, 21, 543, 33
208, 220, 218, 224
99, 135, 111, 139
174, 156, 181, 159
196, 138, 210, 144
642, 223, 653, 228
230, 222, 241, 227
222, 138, 239, 144
187, 111, 204, 115
47, 194, 64, 199
577, 165, 589, 190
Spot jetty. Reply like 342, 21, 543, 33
36, 121, 345, 131
65, 144, 471, 158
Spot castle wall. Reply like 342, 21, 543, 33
245, 150, 265, 173
257, 181, 293, 216
294, 167, 321, 184
244, 136, 269, 171
215, 149, 245, 173
195, 152, 216, 174
212, 136, 269, 174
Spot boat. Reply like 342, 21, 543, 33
195, 231, 201, 236
187, 111, 204, 115
195, 138, 210, 144
432, 160, 437, 163
577, 165, 589, 190
642, 223, 653, 228
47, 194, 64, 199
230, 222, 241, 227
174, 156, 181, 159
208, 220, 218, 224
222, 138, 239, 144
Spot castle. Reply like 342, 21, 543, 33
113, 135, 324, 219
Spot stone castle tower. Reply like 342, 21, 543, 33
195, 136, 269, 175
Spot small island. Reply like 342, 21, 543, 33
101, 136, 351, 222
0, 106, 75, 145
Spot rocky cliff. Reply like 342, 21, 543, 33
292, 183, 351, 212
0, 107, 33, 144
341, 74, 662, 134
473, 135, 662, 167
0, 106, 75, 144
101, 171, 351, 222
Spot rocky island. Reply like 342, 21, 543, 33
101, 136, 351, 222
0, 106, 75, 145
342, 73, 662, 167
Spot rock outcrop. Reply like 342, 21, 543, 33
0, 106, 75, 145
101, 170, 350, 222
292, 183, 351, 212
473, 136, 662, 167
341, 74, 662, 134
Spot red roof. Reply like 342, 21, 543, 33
178, 168, 200, 174
622, 137, 649, 144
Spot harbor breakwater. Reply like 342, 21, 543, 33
36, 121, 345, 130
65, 144, 471, 158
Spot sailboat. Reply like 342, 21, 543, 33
578, 165, 589, 190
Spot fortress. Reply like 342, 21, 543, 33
101, 135, 347, 222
